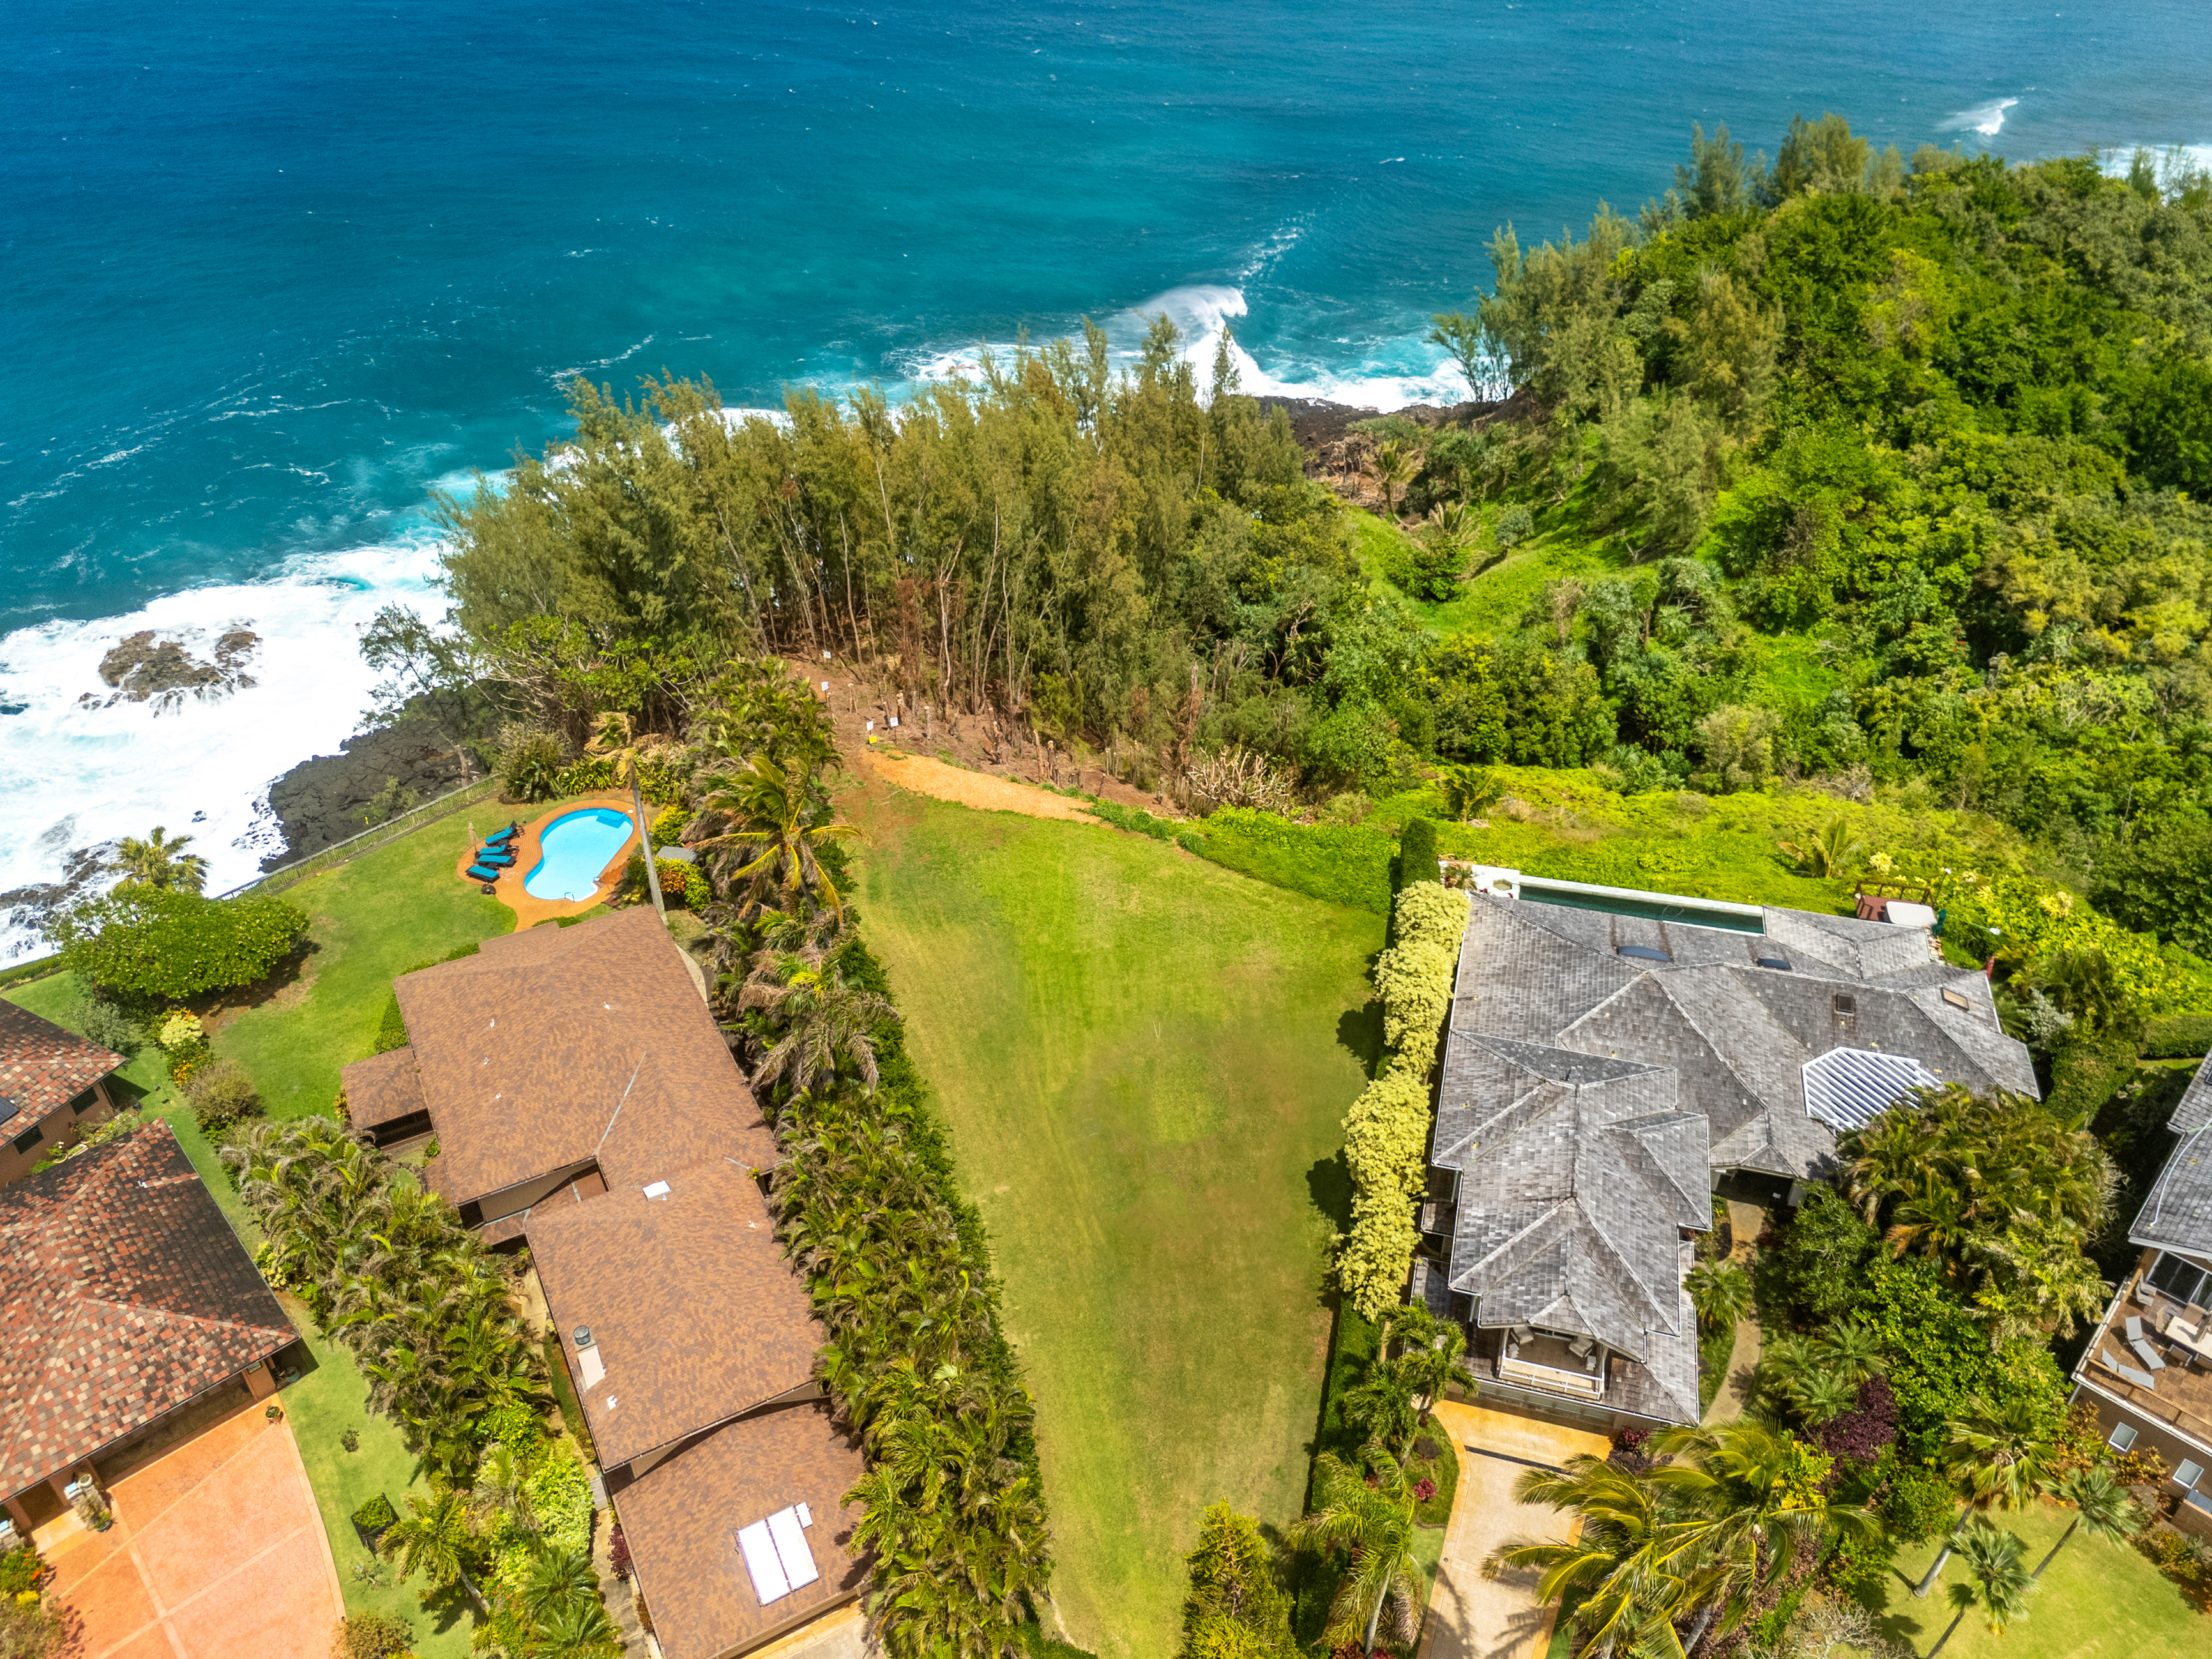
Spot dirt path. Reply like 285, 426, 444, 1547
861, 747, 1102, 824
1704, 1199, 1768, 1425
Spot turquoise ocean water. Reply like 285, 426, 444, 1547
3, 0, 2209, 937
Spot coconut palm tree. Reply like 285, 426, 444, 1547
1485, 1455, 1700, 1659
695, 754, 860, 919
1294, 1450, 1424, 1653
587, 709, 669, 919
1913, 1397, 2054, 1598
1776, 817, 1864, 880
1688, 1259, 1753, 1333
1365, 439, 1420, 519
1928, 1519, 2035, 1656
2031, 1465, 2137, 1577
740, 953, 898, 1096
379, 1489, 487, 1611
114, 825, 209, 892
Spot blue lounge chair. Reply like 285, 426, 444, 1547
486, 824, 520, 845
477, 849, 515, 865
466, 864, 504, 883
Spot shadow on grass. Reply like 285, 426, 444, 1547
1335, 997, 1385, 1077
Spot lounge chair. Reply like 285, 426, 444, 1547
477, 850, 515, 866
466, 865, 505, 883
2132, 1337, 2168, 1372
2103, 1347, 2158, 1390
487, 825, 520, 844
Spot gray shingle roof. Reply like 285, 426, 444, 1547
2132, 1052, 2212, 1257
1432, 891, 2039, 1413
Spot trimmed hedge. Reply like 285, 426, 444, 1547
1395, 817, 1440, 895
2145, 1013, 2212, 1059
1338, 884, 1469, 1318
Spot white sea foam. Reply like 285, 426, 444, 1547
900, 284, 1484, 413
2099, 142, 2212, 181
1942, 98, 2019, 139
0, 538, 448, 960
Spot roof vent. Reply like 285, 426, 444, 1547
1755, 955, 1792, 971
1616, 944, 1672, 963
643, 1180, 672, 1200
737, 1504, 821, 1605
1831, 993, 1858, 1017
573, 1326, 594, 1349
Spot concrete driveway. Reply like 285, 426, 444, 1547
1416, 1402, 1612, 1659
45, 1400, 343, 1659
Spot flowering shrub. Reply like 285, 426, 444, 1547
1339, 884, 1470, 1318
1948, 876, 2181, 1012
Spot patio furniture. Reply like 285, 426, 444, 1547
2130, 1336, 2168, 1372
467, 865, 505, 883
2104, 1347, 2158, 1390
2126, 1315, 2148, 1342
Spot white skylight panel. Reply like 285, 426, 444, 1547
738, 1519, 791, 1603
767, 1505, 819, 1589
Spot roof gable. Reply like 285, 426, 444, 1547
0, 1001, 124, 1128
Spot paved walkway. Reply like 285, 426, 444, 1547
45, 1402, 343, 1659
1704, 1201, 1768, 1425
1416, 1403, 1612, 1659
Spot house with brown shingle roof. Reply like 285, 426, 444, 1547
342, 905, 776, 1245
0, 1121, 296, 1540
0, 1000, 128, 1188
350, 905, 863, 1655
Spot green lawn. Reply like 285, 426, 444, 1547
851, 789, 1385, 1659
211, 798, 527, 1117
1870, 1504, 2201, 1659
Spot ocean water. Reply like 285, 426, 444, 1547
3, 0, 2209, 951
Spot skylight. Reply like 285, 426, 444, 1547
1802, 1048, 1940, 1131
1616, 944, 1672, 963
737, 1503, 819, 1605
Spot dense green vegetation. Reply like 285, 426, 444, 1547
851, 789, 1382, 1659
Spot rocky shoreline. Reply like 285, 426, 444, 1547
259, 715, 478, 869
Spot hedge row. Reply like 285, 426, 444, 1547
1181, 808, 1397, 914
1337, 882, 1468, 1319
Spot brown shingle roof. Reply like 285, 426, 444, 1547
614, 1400, 867, 1659
395, 907, 773, 1209
0, 1001, 124, 1132
0, 1122, 294, 1497
528, 1158, 821, 1469
338, 1047, 427, 1130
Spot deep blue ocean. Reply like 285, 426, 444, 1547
3, 0, 2209, 939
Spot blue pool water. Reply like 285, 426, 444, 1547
524, 807, 636, 902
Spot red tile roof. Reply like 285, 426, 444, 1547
0, 1001, 125, 1132
397, 907, 773, 1209
0, 1122, 294, 1498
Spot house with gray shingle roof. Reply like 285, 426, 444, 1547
1412, 873, 2036, 1427
2068, 1052, 2212, 1532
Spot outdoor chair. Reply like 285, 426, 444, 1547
2103, 1347, 2158, 1390
478, 851, 515, 865
466, 865, 504, 883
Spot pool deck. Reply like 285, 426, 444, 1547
455, 793, 642, 928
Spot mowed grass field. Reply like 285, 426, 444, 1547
850, 785, 1385, 1659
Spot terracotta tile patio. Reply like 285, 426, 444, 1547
45, 1400, 342, 1659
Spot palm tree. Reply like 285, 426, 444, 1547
1484, 1455, 1696, 1659
695, 754, 860, 919
1440, 764, 1504, 824
2026, 947, 2138, 1038
1791, 1368, 1859, 1428
531, 1595, 623, 1659
587, 709, 669, 920
2031, 1465, 2136, 1577
739, 953, 898, 1096
1292, 1451, 1423, 1653
379, 1489, 487, 1611
519, 1543, 601, 1627
1648, 1422, 1877, 1651
1928, 1519, 2034, 1656
1365, 439, 1420, 519
1913, 1397, 2054, 1598
1398, 1313, 1470, 1421
1776, 817, 1864, 879
470, 1441, 535, 1533
1813, 1318, 1887, 1388
114, 826, 209, 893
1687, 1259, 1753, 1333
1969, 1218, 2113, 1341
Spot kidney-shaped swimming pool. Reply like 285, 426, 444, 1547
524, 806, 636, 901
